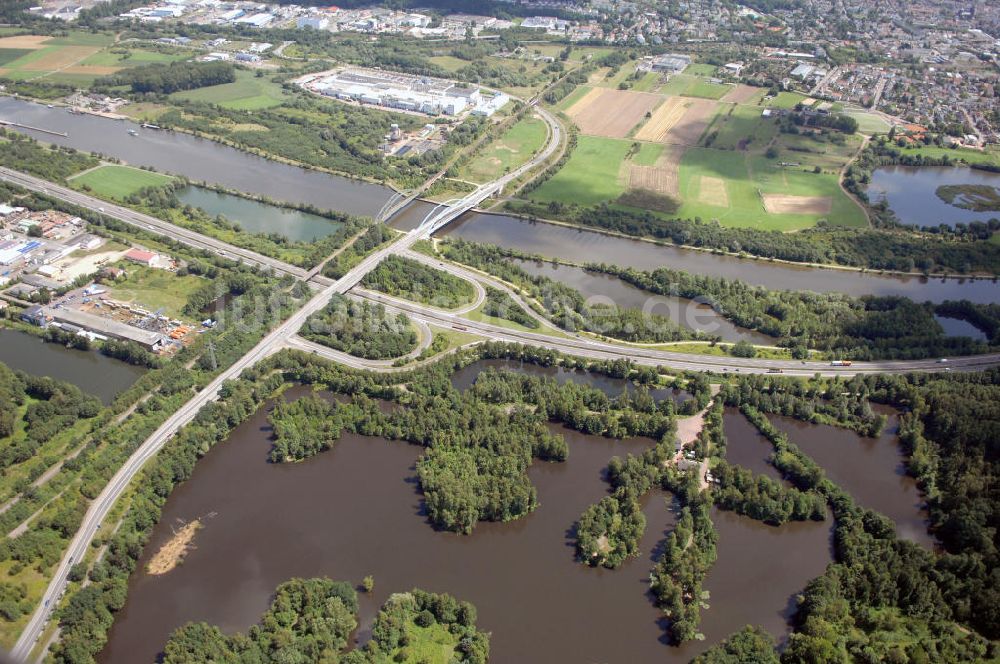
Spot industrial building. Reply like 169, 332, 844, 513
304, 68, 496, 117
37, 306, 166, 350
651, 53, 692, 73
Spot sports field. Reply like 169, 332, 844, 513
170, 70, 287, 110
459, 114, 549, 184
69, 165, 174, 201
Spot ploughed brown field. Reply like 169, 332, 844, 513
566, 87, 661, 138
762, 194, 832, 215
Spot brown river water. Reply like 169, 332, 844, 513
99, 381, 833, 663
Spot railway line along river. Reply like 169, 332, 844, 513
4, 97, 998, 305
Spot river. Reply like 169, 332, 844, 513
767, 407, 935, 548
510, 259, 776, 344
0, 97, 393, 216
0, 328, 145, 404
430, 210, 1000, 304
99, 381, 833, 663
4, 97, 998, 304
868, 166, 1000, 228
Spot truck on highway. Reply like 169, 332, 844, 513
830, 360, 853, 367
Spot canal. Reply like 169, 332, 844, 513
3, 98, 998, 304
0, 97, 393, 217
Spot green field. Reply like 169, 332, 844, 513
108, 264, 206, 319
459, 114, 549, 183
69, 165, 174, 200
893, 145, 1000, 167
531, 135, 632, 206
660, 74, 730, 99
0, 32, 146, 85
0, 48, 31, 66
555, 84, 592, 111
80, 47, 187, 67
845, 111, 891, 135
708, 104, 778, 150
631, 71, 661, 92
768, 91, 808, 109
684, 63, 718, 77
170, 69, 287, 110
674, 147, 867, 230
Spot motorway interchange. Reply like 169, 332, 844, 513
6, 104, 1000, 660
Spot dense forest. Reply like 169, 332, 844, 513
96, 60, 235, 94
588, 262, 996, 359
481, 285, 539, 328
650, 501, 719, 644
361, 254, 477, 309
163, 578, 489, 664
301, 295, 418, 360
711, 461, 826, 525
0, 131, 99, 182
723, 372, 1000, 659
0, 364, 101, 474
163, 577, 358, 662
575, 491, 646, 568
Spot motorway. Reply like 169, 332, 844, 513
7, 95, 1000, 660
8, 229, 420, 660
0, 167, 316, 283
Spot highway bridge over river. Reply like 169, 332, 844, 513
6, 103, 1000, 661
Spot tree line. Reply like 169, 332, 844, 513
362, 254, 476, 310
722, 372, 1000, 660
96, 60, 236, 95
301, 295, 419, 360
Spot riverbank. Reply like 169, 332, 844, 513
477, 207, 1000, 282
146, 519, 201, 575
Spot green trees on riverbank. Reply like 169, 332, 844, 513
440, 239, 700, 343
163, 578, 358, 663
724, 372, 1000, 659
593, 262, 996, 359
650, 502, 718, 644
362, 255, 476, 309
302, 295, 418, 360
711, 461, 826, 525
162, 579, 489, 664
575, 492, 646, 568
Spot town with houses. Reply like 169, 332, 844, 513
23, 0, 997, 146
